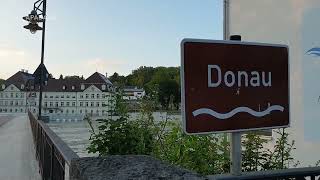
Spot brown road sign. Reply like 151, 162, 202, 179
181, 39, 289, 134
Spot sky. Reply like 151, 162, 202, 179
0, 0, 222, 79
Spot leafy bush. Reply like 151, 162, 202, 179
87, 93, 300, 175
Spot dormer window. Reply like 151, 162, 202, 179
1, 84, 5, 90
102, 85, 106, 90
21, 84, 25, 89
63, 85, 66, 90
81, 84, 85, 90
72, 86, 75, 90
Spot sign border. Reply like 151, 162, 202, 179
181, 38, 290, 135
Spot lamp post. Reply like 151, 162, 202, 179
23, 0, 47, 120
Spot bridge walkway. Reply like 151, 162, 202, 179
0, 114, 41, 180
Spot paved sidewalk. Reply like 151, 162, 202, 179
0, 115, 14, 127
0, 114, 41, 180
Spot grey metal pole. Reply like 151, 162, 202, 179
38, 0, 46, 120
229, 35, 242, 176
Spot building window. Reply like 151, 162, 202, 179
66, 102, 70, 106
21, 84, 24, 89
55, 95, 59, 98
85, 102, 88, 107
67, 95, 70, 98
80, 110, 82, 113
72, 110, 74, 113
96, 102, 100, 107
66, 109, 69, 114
61, 102, 64, 106
72, 102, 75, 106
55, 102, 59, 107
91, 94, 94, 99
11, 87, 14, 90
15, 101, 18, 106
81, 84, 85, 90
80, 102, 83, 107
96, 110, 99, 114
50, 102, 53, 107
91, 102, 94, 107
72, 96, 76, 99
61, 95, 64, 98
11, 93, 13, 98
50, 96, 53, 98
80, 95, 83, 99
44, 94, 48, 98
85, 94, 89, 99
97, 94, 100, 99
15, 109, 18, 112
10, 101, 13, 106
72, 86, 75, 90
1, 84, 5, 89
21, 93, 24, 98
102, 85, 106, 90
45, 102, 48, 107
102, 94, 106, 98
63, 85, 66, 90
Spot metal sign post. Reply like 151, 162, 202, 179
230, 35, 242, 175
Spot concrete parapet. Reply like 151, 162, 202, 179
70, 155, 204, 180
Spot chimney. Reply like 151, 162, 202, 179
25, 70, 28, 73
105, 72, 108, 78
21, 69, 24, 72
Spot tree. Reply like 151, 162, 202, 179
109, 72, 126, 88
59, 74, 63, 79
158, 80, 180, 110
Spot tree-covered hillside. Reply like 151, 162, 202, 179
109, 66, 180, 110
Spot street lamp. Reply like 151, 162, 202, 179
23, 0, 47, 120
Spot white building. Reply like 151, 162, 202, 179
0, 68, 115, 122
122, 86, 145, 100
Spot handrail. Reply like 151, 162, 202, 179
208, 166, 320, 180
36, 117, 79, 164
28, 111, 79, 180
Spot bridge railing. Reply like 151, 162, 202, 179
208, 166, 320, 180
28, 111, 80, 180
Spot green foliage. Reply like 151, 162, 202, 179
153, 121, 230, 175
241, 129, 299, 172
87, 93, 156, 156
110, 66, 180, 110
88, 94, 300, 175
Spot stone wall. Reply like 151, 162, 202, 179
70, 155, 204, 180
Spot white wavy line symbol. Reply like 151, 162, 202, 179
192, 105, 284, 119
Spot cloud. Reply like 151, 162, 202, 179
0, 45, 38, 79
45, 57, 130, 79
